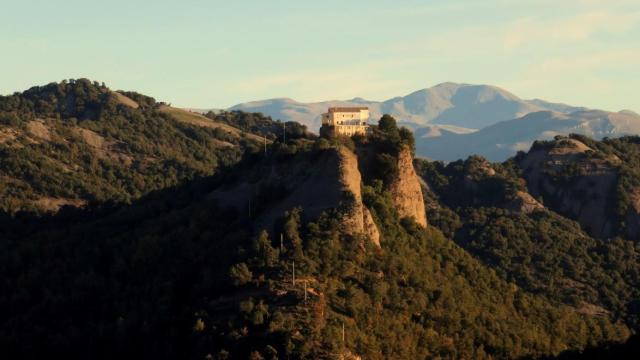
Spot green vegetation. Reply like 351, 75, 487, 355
1, 82, 638, 358
0, 117, 632, 359
416, 154, 640, 332
354, 114, 416, 185
204, 110, 312, 141
0, 79, 269, 213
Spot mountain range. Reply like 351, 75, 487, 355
417, 109, 640, 161
226, 82, 640, 161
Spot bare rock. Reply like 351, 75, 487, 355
506, 191, 544, 214
520, 138, 619, 238
389, 147, 427, 227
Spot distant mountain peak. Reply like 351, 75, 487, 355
619, 109, 639, 116
348, 96, 369, 103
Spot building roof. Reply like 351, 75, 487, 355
327, 106, 368, 113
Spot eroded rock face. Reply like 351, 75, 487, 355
506, 191, 544, 214
210, 146, 381, 247
363, 207, 380, 247
334, 147, 382, 246
389, 147, 428, 227
519, 139, 619, 238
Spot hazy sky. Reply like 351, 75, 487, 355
1, 0, 639, 111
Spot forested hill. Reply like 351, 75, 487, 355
0, 79, 310, 214
0, 116, 635, 359
416, 135, 640, 334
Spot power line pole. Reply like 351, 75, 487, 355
283, 122, 286, 143
342, 322, 345, 344
264, 135, 267, 154
292, 260, 295, 286
304, 280, 308, 305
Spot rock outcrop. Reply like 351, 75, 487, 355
505, 191, 545, 214
210, 146, 381, 246
519, 138, 619, 238
335, 147, 381, 246
389, 147, 428, 227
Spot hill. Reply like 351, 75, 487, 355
0, 115, 634, 359
416, 137, 640, 332
0, 79, 298, 214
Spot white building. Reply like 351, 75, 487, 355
320, 107, 370, 137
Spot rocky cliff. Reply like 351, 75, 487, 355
210, 143, 429, 244
210, 146, 380, 246
519, 138, 621, 238
334, 147, 380, 246
390, 147, 428, 227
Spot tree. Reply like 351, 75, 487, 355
378, 114, 398, 134
284, 208, 304, 259
253, 230, 278, 267
229, 262, 253, 286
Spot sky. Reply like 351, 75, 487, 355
1, 0, 639, 111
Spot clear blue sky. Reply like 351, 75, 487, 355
1, 0, 639, 111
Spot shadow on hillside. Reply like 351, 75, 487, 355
518, 334, 640, 360
0, 144, 301, 240
0, 165, 238, 240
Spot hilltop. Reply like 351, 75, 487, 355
0, 79, 310, 214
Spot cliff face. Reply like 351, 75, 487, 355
519, 139, 620, 238
210, 144, 428, 245
389, 147, 428, 227
210, 146, 380, 246
335, 147, 380, 246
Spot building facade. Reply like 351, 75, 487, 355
319, 107, 370, 137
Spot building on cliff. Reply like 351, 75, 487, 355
319, 107, 371, 137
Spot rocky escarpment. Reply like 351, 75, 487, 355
334, 147, 380, 246
210, 146, 380, 246
210, 144, 429, 244
519, 138, 621, 238
390, 147, 428, 227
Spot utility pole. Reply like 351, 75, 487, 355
304, 280, 308, 305
280, 233, 284, 252
292, 260, 295, 286
342, 322, 345, 344
264, 135, 267, 154
283, 122, 286, 143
